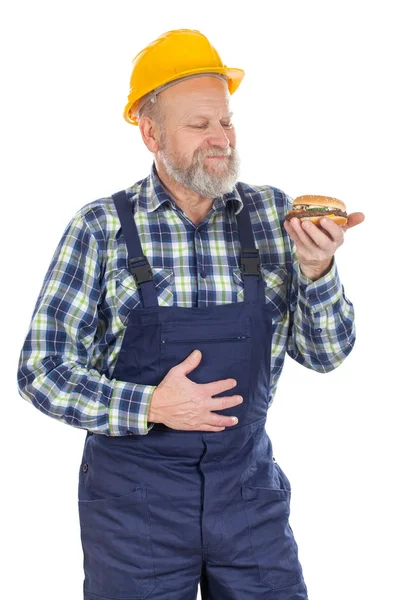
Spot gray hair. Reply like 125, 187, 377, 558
138, 95, 165, 125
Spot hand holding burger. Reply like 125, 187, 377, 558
284, 194, 365, 281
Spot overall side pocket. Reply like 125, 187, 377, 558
78, 487, 156, 599
241, 485, 303, 590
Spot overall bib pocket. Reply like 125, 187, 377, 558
241, 485, 303, 590
78, 487, 156, 599
160, 318, 251, 418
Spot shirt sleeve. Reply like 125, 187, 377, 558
17, 211, 155, 436
279, 188, 356, 372
286, 255, 356, 372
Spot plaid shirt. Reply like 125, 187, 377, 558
17, 165, 355, 436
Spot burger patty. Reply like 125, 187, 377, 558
285, 209, 347, 221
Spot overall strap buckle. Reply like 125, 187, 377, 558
240, 248, 260, 277
129, 256, 154, 287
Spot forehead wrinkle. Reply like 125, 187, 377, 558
160, 78, 231, 121
185, 109, 234, 119
178, 107, 233, 123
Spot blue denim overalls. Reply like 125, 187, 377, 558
78, 185, 308, 599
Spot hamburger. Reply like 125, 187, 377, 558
285, 195, 348, 226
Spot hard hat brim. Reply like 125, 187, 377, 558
123, 66, 245, 126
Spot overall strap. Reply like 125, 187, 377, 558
235, 183, 262, 303
112, 190, 158, 308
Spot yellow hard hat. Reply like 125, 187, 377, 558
123, 29, 245, 126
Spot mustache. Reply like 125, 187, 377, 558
196, 146, 234, 159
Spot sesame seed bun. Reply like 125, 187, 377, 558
292, 195, 346, 211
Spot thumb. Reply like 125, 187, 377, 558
178, 349, 202, 376
342, 212, 365, 232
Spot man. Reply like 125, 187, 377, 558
17, 29, 364, 600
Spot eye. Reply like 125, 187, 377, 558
221, 122, 233, 129
191, 123, 208, 129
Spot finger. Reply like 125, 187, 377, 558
304, 218, 344, 247
342, 212, 365, 232
209, 413, 239, 428
174, 349, 202, 376
201, 378, 238, 396
287, 218, 321, 250
284, 219, 307, 247
206, 394, 243, 412
199, 425, 227, 432
284, 218, 299, 239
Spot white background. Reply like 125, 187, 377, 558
1, 1, 399, 598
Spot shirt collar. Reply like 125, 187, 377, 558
133, 163, 243, 215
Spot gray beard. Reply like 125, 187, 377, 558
159, 145, 240, 198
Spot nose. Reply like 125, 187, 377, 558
207, 123, 230, 150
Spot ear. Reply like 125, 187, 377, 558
139, 116, 161, 153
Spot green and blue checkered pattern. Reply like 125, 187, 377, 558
17, 165, 355, 436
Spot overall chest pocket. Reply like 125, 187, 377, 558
233, 265, 288, 322
160, 317, 251, 419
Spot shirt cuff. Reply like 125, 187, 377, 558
296, 258, 344, 313
108, 381, 156, 436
